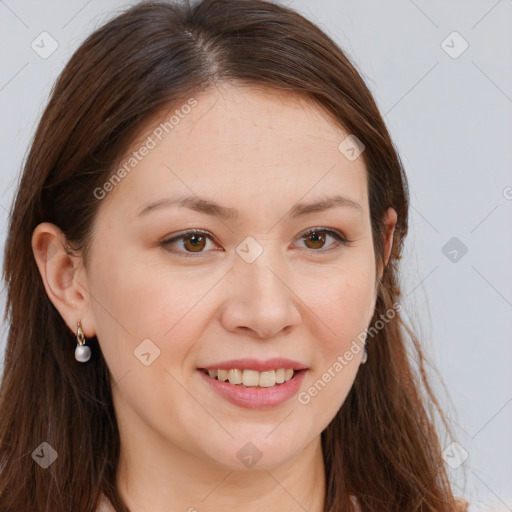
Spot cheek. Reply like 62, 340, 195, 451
86, 248, 194, 378
301, 258, 376, 353
91, 241, 193, 329
87, 242, 227, 385
296, 264, 375, 428
86, 250, 214, 439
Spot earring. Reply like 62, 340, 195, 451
75, 321, 91, 363
360, 346, 368, 364
360, 338, 368, 364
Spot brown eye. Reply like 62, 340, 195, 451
161, 230, 216, 258
182, 233, 206, 252
161, 227, 349, 259
303, 230, 327, 250
296, 228, 349, 254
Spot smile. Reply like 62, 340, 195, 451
197, 367, 308, 409
200, 368, 296, 387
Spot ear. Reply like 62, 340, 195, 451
31, 222, 97, 339
378, 207, 397, 281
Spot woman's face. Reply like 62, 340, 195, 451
78, 83, 394, 471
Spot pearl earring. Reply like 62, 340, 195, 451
360, 336, 368, 364
360, 345, 368, 364
75, 321, 91, 363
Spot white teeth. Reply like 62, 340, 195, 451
204, 367, 298, 387
258, 370, 276, 388
228, 369, 243, 385
217, 369, 228, 382
242, 369, 260, 386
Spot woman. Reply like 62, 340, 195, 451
0, 0, 468, 510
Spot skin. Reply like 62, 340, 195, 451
32, 83, 396, 512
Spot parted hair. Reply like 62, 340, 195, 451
0, 1, 467, 510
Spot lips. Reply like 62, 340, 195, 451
197, 368, 307, 409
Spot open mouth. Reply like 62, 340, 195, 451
198, 368, 304, 388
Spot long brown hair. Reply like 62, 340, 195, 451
1, 1, 467, 510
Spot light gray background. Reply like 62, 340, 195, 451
1, 0, 511, 509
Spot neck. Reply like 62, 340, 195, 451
114, 425, 326, 512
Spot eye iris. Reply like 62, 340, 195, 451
184, 234, 206, 252
305, 231, 326, 249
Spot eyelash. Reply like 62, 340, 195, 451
160, 227, 351, 259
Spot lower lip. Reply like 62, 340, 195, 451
197, 369, 307, 409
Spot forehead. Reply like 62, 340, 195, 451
102, 83, 369, 218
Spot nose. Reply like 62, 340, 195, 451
218, 247, 302, 339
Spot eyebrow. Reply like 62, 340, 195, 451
136, 194, 362, 220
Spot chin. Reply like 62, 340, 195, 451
202, 432, 310, 472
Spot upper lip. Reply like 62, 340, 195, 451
199, 358, 308, 372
